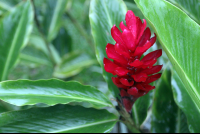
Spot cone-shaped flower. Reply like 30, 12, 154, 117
104, 10, 162, 113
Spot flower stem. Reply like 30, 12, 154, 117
117, 101, 141, 133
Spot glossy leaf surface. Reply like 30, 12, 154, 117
0, 79, 112, 108
171, 69, 200, 132
0, 105, 117, 133
151, 67, 178, 133
168, 0, 200, 24
0, 1, 33, 81
53, 52, 97, 78
89, 0, 127, 97
135, 0, 200, 115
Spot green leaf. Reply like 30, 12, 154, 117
132, 92, 151, 128
19, 44, 52, 67
175, 108, 190, 133
36, 0, 68, 42
0, 1, 33, 81
52, 27, 72, 57
0, 0, 20, 7
151, 66, 178, 133
0, 105, 117, 133
53, 51, 97, 78
89, 0, 127, 97
171, 69, 200, 132
28, 33, 61, 64
0, 79, 113, 109
0, 104, 7, 113
28, 33, 49, 57
168, 0, 200, 24
135, 0, 200, 117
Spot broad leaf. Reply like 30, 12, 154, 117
135, 0, 200, 116
171, 69, 200, 132
53, 51, 97, 78
151, 66, 178, 133
0, 79, 113, 109
89, 0, 127, 97
168, 0, 200, 24
0, 1, 33, 81
0, 105, 117, 133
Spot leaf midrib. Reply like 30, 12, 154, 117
102, 0, 113, 28
50, 119, 117, 133
47, 0, 63, 41
0, 94, 112, 107
1, 5, 26, 81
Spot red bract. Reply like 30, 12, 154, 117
103, 10, 162, 113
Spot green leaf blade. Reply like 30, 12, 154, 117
0, 79, 113, 109
0, 1, 33, 81
0, 105, 117, 133
171, 69, 200, 132
135, 0, 200, 114
89, 0, 128, 97
168, 0, 200, 25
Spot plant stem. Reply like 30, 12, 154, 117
117, 101, 141, 133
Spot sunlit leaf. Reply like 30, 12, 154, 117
0, 1, 33, 81
0, 79, 113, 109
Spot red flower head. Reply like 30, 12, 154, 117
103, 10, 162, 113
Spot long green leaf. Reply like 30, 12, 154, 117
135, 0, 200, 115
89, 0, 127, 97
0, 105, 117, 133
0, 1, 33, 81
171, 69, 200, 132
168, 0, 200, 24
0, 79, 112, 108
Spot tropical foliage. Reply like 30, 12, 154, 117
0, 0, 199, 133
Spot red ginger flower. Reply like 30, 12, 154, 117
103, 10, 162, 113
